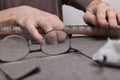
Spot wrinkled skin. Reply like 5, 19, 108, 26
0, 0, 120, 42
84, 1, 120, 28
0, 6, 64, 42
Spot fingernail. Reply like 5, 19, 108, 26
110, 22, 118, 28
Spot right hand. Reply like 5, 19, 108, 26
0, 6, 64, 42
83, 0, 120, 28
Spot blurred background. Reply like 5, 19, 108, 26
62, 0, 120, 25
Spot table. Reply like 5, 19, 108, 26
0, 36, 120, 80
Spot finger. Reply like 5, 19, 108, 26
50, 16, 65, 30
45, 30, 58, 44
51, 20, 66, 43
38, 21, 60, 44
38, 21, 53, 33
52, 21, 64, 30
83, 11, 98, 26
56, 30, 67, 43
39, 18, 64, 32
96, 8, 109, 28
107, 9, 118, 28
25, 22, 43, 43
117, 12, 120, 26
37, 16, 65, 44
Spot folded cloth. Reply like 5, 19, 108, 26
92, 38, 120, 66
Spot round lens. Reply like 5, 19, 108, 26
0, 35, 29, 62
41, 30, 70, 55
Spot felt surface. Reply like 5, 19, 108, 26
0, 36, 120, 80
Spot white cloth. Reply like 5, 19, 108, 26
92, 38, 120, 66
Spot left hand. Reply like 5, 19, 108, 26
83, 0, 120, 28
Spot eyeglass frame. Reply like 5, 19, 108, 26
0, 29, 98, 64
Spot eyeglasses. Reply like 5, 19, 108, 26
0, 29, 100, 80
0, 29, 97, 63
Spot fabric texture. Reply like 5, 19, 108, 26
1, 37, 120, 80
0, 0, 93, 20
62, 0, 93, 11
0, 0, 63, 20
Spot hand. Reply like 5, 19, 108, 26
0, 6, 64, 42
83, 0, 120, 28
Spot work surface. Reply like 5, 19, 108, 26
0, 36, 120, 80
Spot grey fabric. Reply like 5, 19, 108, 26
0, 0, 63, 20
63, 0, 93, 11
0, 0, 93, 21
0, 37, 120, 80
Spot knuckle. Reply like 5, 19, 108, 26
83, 15, 90, 24
98, 2, 109, 7
83, 13, 88, 21
42, 21, 49, 27
56, 24, 64, 30
107, 8, 116, 12
53, 20, 64, 29
60, 24, 65, 29
52, 15, 59, 18
83, 13, 87, 19
96, 2, 109, 10
22, 17, 35, 28
49, 15, 59, 21
22, 19, 29, 27
23, 18, 30, 24
98, 20, 106, 26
